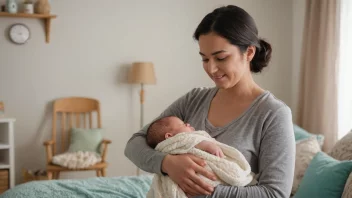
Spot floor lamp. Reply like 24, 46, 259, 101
128, 62, 156, 176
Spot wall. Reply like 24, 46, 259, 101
0, 0, 293, 183
292, 0, 306, 122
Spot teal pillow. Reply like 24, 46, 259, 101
293, 124, 324, 147
68, 128, 103, 154
294, 152, 352, 198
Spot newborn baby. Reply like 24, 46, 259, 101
146, 116, 255, 198
146, 116, 224, 158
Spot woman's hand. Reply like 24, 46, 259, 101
161, 154, 216, 196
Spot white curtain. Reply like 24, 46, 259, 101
338, 0, 352, 139
297, 0, 340, 151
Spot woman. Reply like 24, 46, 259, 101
124, 5, 295, 198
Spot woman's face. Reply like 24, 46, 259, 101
198, 32, 254, 89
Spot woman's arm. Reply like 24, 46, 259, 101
124, 132, 167, 174
124, 90, 189, 174
124, 88, 217, 196
195, 106, 295, 198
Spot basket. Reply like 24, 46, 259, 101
0, 169, 9, 193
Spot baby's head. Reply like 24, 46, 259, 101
146, 116, 195, 148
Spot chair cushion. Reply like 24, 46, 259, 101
68, 128, 103, 154
294, 152, 352, 198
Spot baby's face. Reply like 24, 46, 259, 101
165, 117, 195, 138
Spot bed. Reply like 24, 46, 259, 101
0, 175, 152, 198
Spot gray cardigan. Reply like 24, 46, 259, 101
124, 87, 295, 198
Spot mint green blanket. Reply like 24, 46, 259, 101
0, 175, 152, 198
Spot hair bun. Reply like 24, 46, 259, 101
250, 39, 272, 73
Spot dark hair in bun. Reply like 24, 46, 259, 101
193, 5, 272, 73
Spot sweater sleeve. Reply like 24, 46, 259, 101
124, 89, 194, 175
195, 106, 295, 198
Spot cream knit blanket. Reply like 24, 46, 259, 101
52, 151, 101, 169
147, 131, 255, 198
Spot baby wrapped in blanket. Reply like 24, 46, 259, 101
146, 116, 256, 198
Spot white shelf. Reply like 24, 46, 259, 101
0, 163, 10, 169
0, 119, 15, 188
0, 117, 16, 123
0, 143, 10, 149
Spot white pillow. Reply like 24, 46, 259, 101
291, 136, 321, 195
329, 130, 352, 161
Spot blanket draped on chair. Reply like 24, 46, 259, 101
52, 151, 101, 169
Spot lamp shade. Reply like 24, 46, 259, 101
128, 62, 156, 84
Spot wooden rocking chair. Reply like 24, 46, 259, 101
43, 97, 112, 180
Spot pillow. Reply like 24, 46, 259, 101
68, 128, 103, 154
342, 173, 352, 198
293, 124, 325, 147
294, 152, 352, 198
329, 130, 352, 161
291, 136, 321, 194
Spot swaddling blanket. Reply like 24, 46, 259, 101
147, 130, 255, 198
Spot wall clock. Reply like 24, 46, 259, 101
8, 23, 30, 44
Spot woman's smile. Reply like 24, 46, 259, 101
212, 74, 226, 82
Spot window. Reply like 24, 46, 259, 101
338, 0, 352, 139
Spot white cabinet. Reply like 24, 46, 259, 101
0, 117, 15, 188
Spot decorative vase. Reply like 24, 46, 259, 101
34, 0, 50, 14
6, 0, 18, 14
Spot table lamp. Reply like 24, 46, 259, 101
128, 62, 156, 175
